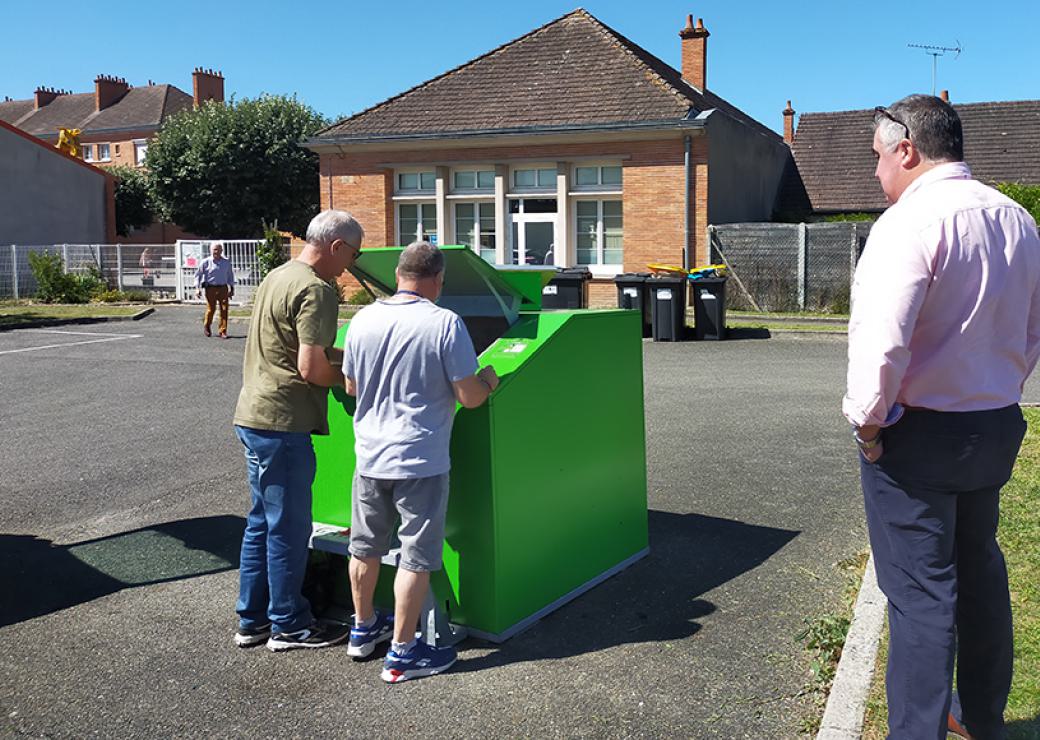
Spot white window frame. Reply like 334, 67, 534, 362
395, 168, 436, 194
454, 201, 496, 262
82, 144, 94, 162
451, 168, 495, 193
511, 165, 557, 193
133, 139, 148, 166
571, 162, 623, 193
96, 143, 111, 162
573, 198, 623, 276
396, 201, 438, 245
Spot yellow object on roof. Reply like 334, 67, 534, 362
56, 128, 82, 158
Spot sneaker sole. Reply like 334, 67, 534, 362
234, 632, 270, 648
346, 630, 393, 659
380, 655, 457, 683
266, 632, 350, 652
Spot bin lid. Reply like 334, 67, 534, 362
349, 246, 552, 323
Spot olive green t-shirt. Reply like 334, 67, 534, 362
233, 260, 338, 435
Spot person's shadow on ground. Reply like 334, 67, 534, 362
449, 509, 798, 671
1007, 716, 1040, 739
0, 515, 243, 628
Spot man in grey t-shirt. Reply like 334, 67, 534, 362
342, 241, 499, 683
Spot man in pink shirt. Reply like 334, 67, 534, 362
845, 94, 1040, 740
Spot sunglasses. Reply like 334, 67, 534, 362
874, 106, 911, 141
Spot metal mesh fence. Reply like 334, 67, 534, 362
709, 222, 872, 313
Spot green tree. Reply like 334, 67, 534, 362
995, 182, 1040, 224
108, 165, 155, 237
147, 96, 326, 238
256, 219, 288, 279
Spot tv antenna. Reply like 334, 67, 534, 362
908, 42, 962, 95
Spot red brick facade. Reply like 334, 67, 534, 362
317, 135, 709, 307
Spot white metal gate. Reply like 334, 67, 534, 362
175, 239, 263, 305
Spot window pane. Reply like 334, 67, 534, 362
575, 167, 598, 186
420, 172, 436, 190
478, 202, 495, 219
398, 173, 418, 191
514, 169, 535, 188
523, 198, 556, 214
601, 166, 622, 185
399, 204, 419, 244
603, 200, 623, 264
455, 203, 474, 219
477, 170, 495, 189
455, 203, 475, 248
454, 171, 476, 189
537, 168, 556, 187
135, 142, 147, 165
576, 201, 598, 217
98, 144, 110, 160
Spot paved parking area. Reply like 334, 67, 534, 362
1, 308, 1037, 737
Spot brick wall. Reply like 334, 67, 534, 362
319, 134, 709, 298
81, 129, 155, 169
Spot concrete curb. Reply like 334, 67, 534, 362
0, 306, 155, 331
817, 552, 886, 739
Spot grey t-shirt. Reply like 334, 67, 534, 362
343, 297, 479, 479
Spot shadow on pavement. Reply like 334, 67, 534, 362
722, 327, 772, 340
0, 515, 243, 628
452, 509, 799, 671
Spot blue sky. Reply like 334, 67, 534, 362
3, 0, 1038, 134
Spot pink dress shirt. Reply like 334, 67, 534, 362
844, 162, 1040, 428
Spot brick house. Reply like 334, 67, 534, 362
305, 9, 790, 305
777, 95, 1040, 219
0, 68, 225, 242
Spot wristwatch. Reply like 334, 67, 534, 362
853, 429, 881, 450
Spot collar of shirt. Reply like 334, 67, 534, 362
898, 161, 971, 203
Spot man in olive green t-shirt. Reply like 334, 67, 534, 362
231, 209, 363, 652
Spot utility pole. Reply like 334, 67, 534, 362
908, 42, 962, 95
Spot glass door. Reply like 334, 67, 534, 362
509, 199, 556, 265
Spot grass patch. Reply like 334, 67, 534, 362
861, 409, 1040, 738
727, 320, 847, 334
0, 303, 143, 328
797, 551, 870, 735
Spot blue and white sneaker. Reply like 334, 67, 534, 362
381, 640, 457, 683
347, 612, 394, 659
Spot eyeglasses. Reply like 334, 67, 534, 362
874, 106, 911, 141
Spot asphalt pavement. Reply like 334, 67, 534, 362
2, 308, 1036, 738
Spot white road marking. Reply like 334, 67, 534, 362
0, 330, 141, 355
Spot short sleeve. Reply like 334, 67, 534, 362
441, 315, 479, 382
296, 283, 337, 347
342, 320, 355, 380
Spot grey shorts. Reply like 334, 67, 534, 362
348, 472, 450, 572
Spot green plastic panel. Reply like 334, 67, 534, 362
311, 304, 649, 638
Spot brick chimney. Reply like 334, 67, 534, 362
783, 100, 796, 144
940, 89, 950, 102
192, 68, 225, 108
94, 75, 130, 111
679, 15, 710, 91
33, 86, 66, 110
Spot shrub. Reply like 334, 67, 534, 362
994, 182, 1040, 224
345, 288, 374, 305
94, 289, 151, 303
257, 219, 288, 279
28, 253, 106, 303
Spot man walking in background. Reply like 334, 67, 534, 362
845, 94, 1040, 739
195, 241, 235, 338
343, 241, 499, 682
232, 210, 364, 652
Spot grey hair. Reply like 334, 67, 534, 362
398, 241, 444, 280
874, 94, 963, 162
306, 209, 365, 249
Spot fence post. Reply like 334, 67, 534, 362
116, 243, 124, 291
850, 224, 859, 282
11, 245, 18, 300
62, 243, 69, 272
797, 223, 808, 310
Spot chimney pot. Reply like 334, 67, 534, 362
679, 14, 710, 90
192, 66, 226, 108
94, 74, 130, 112
33, 86, 64, 110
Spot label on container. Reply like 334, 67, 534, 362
543, 285, 558, 295
656, 289, 673, 300
502, 342, 528, 354
623, 288, 638, 298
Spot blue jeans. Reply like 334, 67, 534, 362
235, 425, 316, 634
861, 405, 1025, 740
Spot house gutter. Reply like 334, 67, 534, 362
303, 118, 707, 150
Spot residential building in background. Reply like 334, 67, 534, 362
306, 9, 792, 305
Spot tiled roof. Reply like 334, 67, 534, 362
315, 8, 780, 143
0, 85, 193, 139
786, 100, 1040, 213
